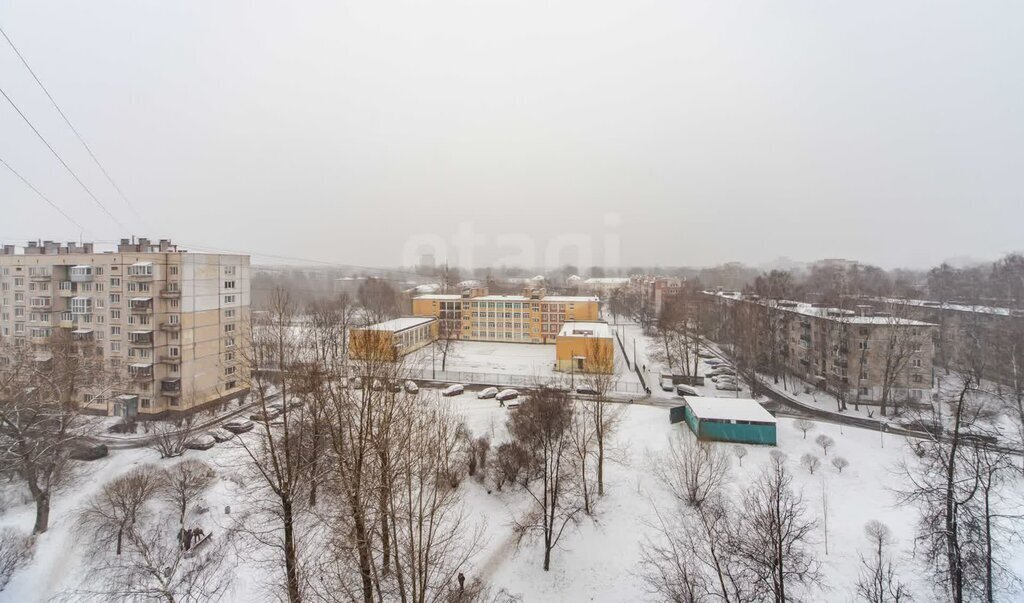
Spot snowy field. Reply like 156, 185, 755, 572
5, 392, 1021, 601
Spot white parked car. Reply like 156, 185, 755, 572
477, 387, 499, 399
675, 384, 698, 397
442, 384, 465, 397
715, 382, 741, 391
496, 389, 519, 402
404, 380, 419, 394
186, 434, 216, 450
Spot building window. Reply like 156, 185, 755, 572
110, 277, 120, 287
169, 266, 179, 276
224, 280, 235, 289
224, 295, 235, 304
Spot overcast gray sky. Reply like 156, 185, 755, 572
1, 0, 1021, 269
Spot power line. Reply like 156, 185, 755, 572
0, 84, 125, 230
0, 26, 145, 228
0, 154, 83, 231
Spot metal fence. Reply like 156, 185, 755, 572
404, 367, 647, 394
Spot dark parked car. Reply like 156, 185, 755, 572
69, 442, 108, 461
575, 387, 599, 396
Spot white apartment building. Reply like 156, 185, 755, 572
0, 237, 250, 417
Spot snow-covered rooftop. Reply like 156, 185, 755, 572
360, 316, 436, 332
583, 277, 630, 285
704, 291, 936, 326
683, 396, 776, 424
875, 297, 1021, 317
557, 321, 613, 338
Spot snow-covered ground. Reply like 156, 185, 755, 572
7, 393, 1020, 602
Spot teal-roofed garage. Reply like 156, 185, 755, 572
673, 396, 777, 446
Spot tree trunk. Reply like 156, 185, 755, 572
354, 511, 374, 602
282, 498, 302, 603
32, 490, 50, 534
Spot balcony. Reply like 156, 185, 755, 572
72, 328, 94, 341
127, 263, 154, 280
128, 363, 153, 380
159, 322, 181, 333
128, 330, 154, 345
69, 266, 93, 283
129, 297, 153, 313
30, 298, 52, 310
29, 273, 52, 282
160, 353, 181, 365
30, 335, 49, 345
159, 288, 181, 299
160, 378, 181, 396
59, 317, 74, 329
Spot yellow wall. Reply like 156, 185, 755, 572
411, 295, 600, 344
555, 335, 614, 373
349, 329, 397, 361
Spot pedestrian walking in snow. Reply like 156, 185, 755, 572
458, 572, 465, 592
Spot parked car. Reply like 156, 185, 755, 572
477, 387, 499, 399
442, 384, 465, 397
69, 441, 108, 461
575, 386, 599, 396
186, 434, 216, 450
371, 379, 384, 391
222, 419, 255, 434
660, 381, 674, 392
352, 377, 363, 390
705, 359, 723, 366
496, 389, 519, 402
250, 408, 282, 422
697, 351, 715, 359
210, 428, 235, 443
389, 380, 403, 393
715, 382, 741, 391
675, 384, 698, 397
404, 380, 419, 394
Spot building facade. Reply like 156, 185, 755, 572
411, 286, 600, 344
349, 316, 438, 361
0, 238, 250, 417
705, 292, 937, 406
554, 321, 615, 373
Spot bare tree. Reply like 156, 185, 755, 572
0, 333, 112, 533
0, 527, 32, 592
831, 457, 850, 474
579, 336, 623, 497
160, 460, 216, 527
855, 520, 911, 603
800, 454, 821, 475
433, 318, 460, 373
732, 445, 747, 467
508, 386, 581, 571
794, 419, 815, 440
236, 288, 309, 603
815, 434, 835, 456
381, 400, 482, 602
78, 465, 165, 556
653, 432, 731, 509
149, 415, 196, 460
732, 459, 821, 602
357, 278, 400, 325
494, 442, 528, 492
894, 373, 1019, 602
76, 467, 231, 603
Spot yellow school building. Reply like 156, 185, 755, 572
411, 286, 600, 344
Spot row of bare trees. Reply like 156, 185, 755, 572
233, 288, 487, 602
641, 434, 822, 602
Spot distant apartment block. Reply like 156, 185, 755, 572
861, 297, 1024, 384
0, 238, 250, 417
705, 292, 937, 405
411, 286, 600, 344
349, 316, 438, 361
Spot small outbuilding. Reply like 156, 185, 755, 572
673, 396, 777, 446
